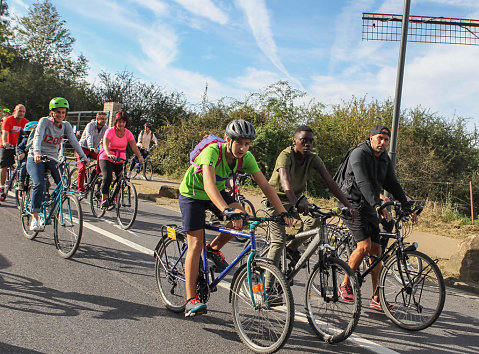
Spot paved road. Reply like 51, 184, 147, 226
1, 194, 478, 353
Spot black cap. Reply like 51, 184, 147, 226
370, 125, 391, 137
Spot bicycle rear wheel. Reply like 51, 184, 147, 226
305, 256, 361, 344
155, 229, 187, 312
19, 187, 38, 240
379, 250, 445, 331
54, 193, 82, 258
143, 159, 153, 180
231, 260, 294, 353
116, 180, 138, 229
90, 176, 105, 218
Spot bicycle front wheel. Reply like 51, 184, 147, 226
143, 159, 153, 181
231, 260, 294, 353
155, 233, 187, 312
305, 256, 361, 344
116, 180, 138, 229
54, 193, 82, 258
379, 250, 445, 331
90, 176, 105, 218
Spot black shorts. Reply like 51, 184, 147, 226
341, 201, 381, 244
179, 190, 236, 232
0, 147, 15, 168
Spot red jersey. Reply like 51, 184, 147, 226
1, 115, 29, 146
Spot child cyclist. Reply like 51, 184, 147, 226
179, 119, 294, 317
15, 121, 38, 191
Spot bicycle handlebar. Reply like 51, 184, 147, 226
377, 200, 423, 218
294, 195, 350, 219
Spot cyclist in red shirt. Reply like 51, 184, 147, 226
0, 104, 29, 200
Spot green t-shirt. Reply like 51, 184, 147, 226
179, 143, 261, 200
268, 146, 326, 201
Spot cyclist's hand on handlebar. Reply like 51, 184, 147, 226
377, 206, 392, 222
297, 199, 309, 216
34, 153, 42, 164
107, 154, 117, 161
138, 156, 145, 164
81, 158, 90, 167
349, 207, 359, 223
279, 211, 294, 227
222, 208, 243, 229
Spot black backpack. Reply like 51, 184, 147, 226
333, 146, 356, 191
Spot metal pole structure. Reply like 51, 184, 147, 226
389, 0, 411, 168
470, 181, 474, 224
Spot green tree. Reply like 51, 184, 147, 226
13, 0, 88, 80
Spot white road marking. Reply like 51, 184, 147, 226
83, 221, 152, 255
84, 217, 400, 354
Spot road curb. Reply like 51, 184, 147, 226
445, 277, 479, 295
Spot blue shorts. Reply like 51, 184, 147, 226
179, 190, 236, 232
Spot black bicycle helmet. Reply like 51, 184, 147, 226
225, 119, 256, 140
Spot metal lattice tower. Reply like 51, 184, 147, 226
362, 13, 479, 46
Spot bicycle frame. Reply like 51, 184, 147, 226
155, 218, 275, 305
23, 161, 73, 226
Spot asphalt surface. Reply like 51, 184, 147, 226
1, 193, 478, 354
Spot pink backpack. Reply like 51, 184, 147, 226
189, 135, 243, 195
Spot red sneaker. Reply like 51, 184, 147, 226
369, 297, 394, 311
338, 285, 354, 302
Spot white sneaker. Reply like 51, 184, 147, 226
29, 217, 44, 232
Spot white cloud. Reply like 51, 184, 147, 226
234, 0, 302, 89
231, 67, 282, 91
130, 0, 169, 16
309, 43, 479, 126
172, 0, 229, 24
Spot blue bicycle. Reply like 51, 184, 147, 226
154, 214, 294, 353
20, 156, 83, 259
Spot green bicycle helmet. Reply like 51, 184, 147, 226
2, 108, 10, 113
49, 97, 69, 111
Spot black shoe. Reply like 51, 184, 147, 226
206, 244, 229, 271
101, 199, 109, 209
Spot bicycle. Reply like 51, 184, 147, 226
154, 214, 295, 353
246, 197, 361, 344
69, 162, 98, 200
232, 173, 256, 216
129, 147, 154, 181
90, 157, 138, 230
336, 200, 445, 331
19, 156, 83, 259
1, 156, 23, 208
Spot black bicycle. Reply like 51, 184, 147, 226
335, 201, 445, 331
90, 157, 138, 230
1, 155, 24, 208
69, 162, 98, 200
129, 147, 154, 181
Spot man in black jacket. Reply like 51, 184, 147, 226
337, 125, 409, 310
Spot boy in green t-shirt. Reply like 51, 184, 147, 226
179, 119, 293, 317
264, 125, 357, 271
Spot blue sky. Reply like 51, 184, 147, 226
9, 0, 479, 128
